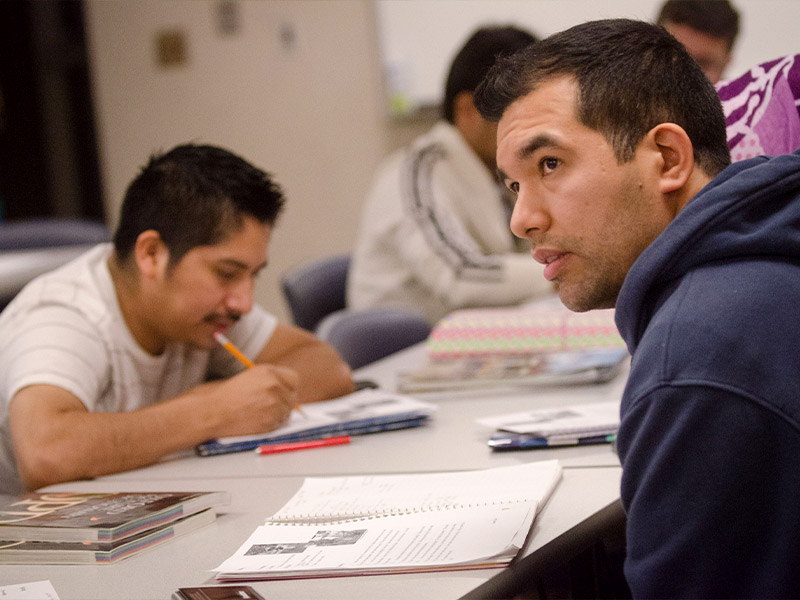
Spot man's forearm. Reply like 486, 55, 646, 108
271, 340, 354, 403
10, 383, 224, 491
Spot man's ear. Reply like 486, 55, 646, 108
133, 230, 168, 280
453, 91, 479, 127
648, 123, 695, 194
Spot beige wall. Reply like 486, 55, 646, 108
84, 0, 431, 323
83, 0, 800, 325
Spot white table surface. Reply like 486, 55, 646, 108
99, 344, 626, 484
0, 467, 623, 600
0, 342, 628, 599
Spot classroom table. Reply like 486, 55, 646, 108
0, 467, 623, 599
98, 343, 626, 484
0, 343, 630, 598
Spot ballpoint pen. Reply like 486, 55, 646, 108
488, 432, 617, 450
213, 331, 307, 418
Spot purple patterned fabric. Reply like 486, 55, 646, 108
717, 54, 800, 161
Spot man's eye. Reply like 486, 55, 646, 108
541, 157, 559, 173
216, 269, 239, 281
540, 158, 558, 173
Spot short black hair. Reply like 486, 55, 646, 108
443, 25, 538, 123
657, 0, 740, 51
474, 18, 731, 177
113, 144, 285, 265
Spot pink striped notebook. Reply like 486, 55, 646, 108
427, 300, 625, 359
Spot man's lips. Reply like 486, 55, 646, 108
533, 248, 569, 281
204, 314, 240, 332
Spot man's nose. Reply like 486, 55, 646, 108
510, 188, 551, 239
225, 277, 254, 314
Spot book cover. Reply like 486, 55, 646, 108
212, 461, 562, 581
197, 416, 431, 456
196, 389, 437, 456
0, 491, 229, 543
0, 508, 216, 565
172, 586, 265, 600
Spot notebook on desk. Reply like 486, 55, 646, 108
397, 347, 628, 393
398, 299, 628, 393
196, 389, 437, 456
212, 460, 563, 581
479, 401, 621, 450
425, 298, 625, 360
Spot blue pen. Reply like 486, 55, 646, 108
488, 432, 616, 450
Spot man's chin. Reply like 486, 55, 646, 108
192, 325, 224, 350
558, 286, 618, 313
188, 336, 218, 351
558, 286, 596, 313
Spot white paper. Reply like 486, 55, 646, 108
213, 502, 535, 580
0, 581, 60, 600
477, 401, 621, 436
269, 460, 562, 523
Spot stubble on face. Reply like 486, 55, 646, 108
497, 78, 665, 314
551, 168, 655, 313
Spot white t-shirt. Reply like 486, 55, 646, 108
0, 244, 277, 494
347, 121, 549, 325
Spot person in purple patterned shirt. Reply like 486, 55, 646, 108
718, 54, 800, 161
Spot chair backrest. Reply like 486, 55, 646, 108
280, 254, 351, 331
316, 308, 432, 369
0, 218, 109, 250
0, 218, 110, 311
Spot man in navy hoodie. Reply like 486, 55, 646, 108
475, 18, 800, 598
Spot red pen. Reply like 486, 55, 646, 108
255, 436, 351, 455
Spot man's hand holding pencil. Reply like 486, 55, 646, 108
207, 332, 306, 436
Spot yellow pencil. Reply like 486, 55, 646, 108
213, 331, 307, 418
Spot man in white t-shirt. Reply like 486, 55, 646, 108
0, 144, 354, 494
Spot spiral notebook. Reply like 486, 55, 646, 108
213, 460, 562, 581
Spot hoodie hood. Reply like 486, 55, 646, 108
616, 148, 800, 352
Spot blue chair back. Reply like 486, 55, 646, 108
0, 218, 110, 311
316, 308, 431, 369
280, 254, 350, 331
0, 218, 109, 250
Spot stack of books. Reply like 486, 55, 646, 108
397, 348, 628, 393
0, 491, 229, 564
397, 299, 628, 393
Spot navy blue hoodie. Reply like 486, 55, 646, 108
615, 148, 800, 598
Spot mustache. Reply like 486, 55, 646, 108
203, 312, 242, 325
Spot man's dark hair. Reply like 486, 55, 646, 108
657, 0, 740, 51
113, 143, 285, 264
474, 19, 731, 176
443, 25, 538, 124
